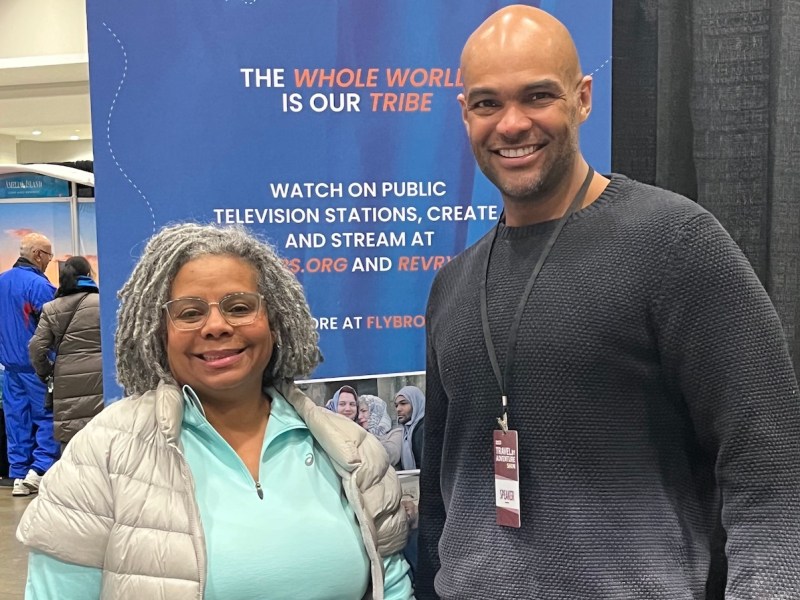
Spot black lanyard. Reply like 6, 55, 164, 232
479, 167, 595, 431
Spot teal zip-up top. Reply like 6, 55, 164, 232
22, 384, 412, 599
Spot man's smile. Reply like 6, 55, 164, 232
495, 144, 544, 159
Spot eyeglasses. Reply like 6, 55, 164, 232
162, 292, 264, 330
37, 249, 53, 259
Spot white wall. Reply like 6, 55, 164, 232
0, 0, 88, 59
0, 134, 16, 162
17, 140, 93, 163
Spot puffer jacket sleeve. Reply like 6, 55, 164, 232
355, 434, 409, 557
17, 422, 115, 568
28, 301, 57, 380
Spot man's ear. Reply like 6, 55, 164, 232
577, 75, 593, 122
457, 92, 470, 134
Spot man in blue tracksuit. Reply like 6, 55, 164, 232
0, 232, 58, 496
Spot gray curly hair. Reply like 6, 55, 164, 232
115, 222, 320, 395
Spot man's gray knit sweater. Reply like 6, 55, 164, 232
418, 174, 800, 599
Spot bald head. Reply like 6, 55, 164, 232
20, 232, 53, 272
456, 5, 598, 224
461, 5, 582, 87
20, 233, 50, 258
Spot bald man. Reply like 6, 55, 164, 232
418, 5, 800, 599
0, 232, 59, 496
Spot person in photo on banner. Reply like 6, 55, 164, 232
358, 396, 371, 428
0, 232, 59, 498
17, 223, 413, 600
417, 5, 800, 600
327, 384, 359, 422
359, 394, 403, 471
361, 394, 394, 437
395, 385, 425, 583
395, 386, 425, 472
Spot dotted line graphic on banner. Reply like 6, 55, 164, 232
103, 22, 157, 234
590, 58, 611, 76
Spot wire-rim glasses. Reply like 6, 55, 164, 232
163, 292, 264, 331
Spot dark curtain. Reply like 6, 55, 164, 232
51, 160, 95, 197
612, 0, 800, 375
612, 2, 800, 597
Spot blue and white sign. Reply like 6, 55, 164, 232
0, 174, 70, 199
86, 0, 612, 394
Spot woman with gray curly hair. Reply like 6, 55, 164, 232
18, 223, 413, 600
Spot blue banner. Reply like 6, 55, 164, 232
0, 174, 70, 199
86, 0, 611, 394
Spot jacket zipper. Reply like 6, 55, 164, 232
194, 415, 266, 500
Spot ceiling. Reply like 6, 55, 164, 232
0, 54, 92, 143
0, 0, 92, 147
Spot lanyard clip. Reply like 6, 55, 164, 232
496, 395, 509, 433
496, 413, 509, 434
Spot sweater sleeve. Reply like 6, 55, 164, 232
26, 550, 102, 600
28, 304, 56, 380
653, 212, 800, 598
416, 286, 447, 599
380, 427, 403, 467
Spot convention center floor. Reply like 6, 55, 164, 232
0, 485, 29, 600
